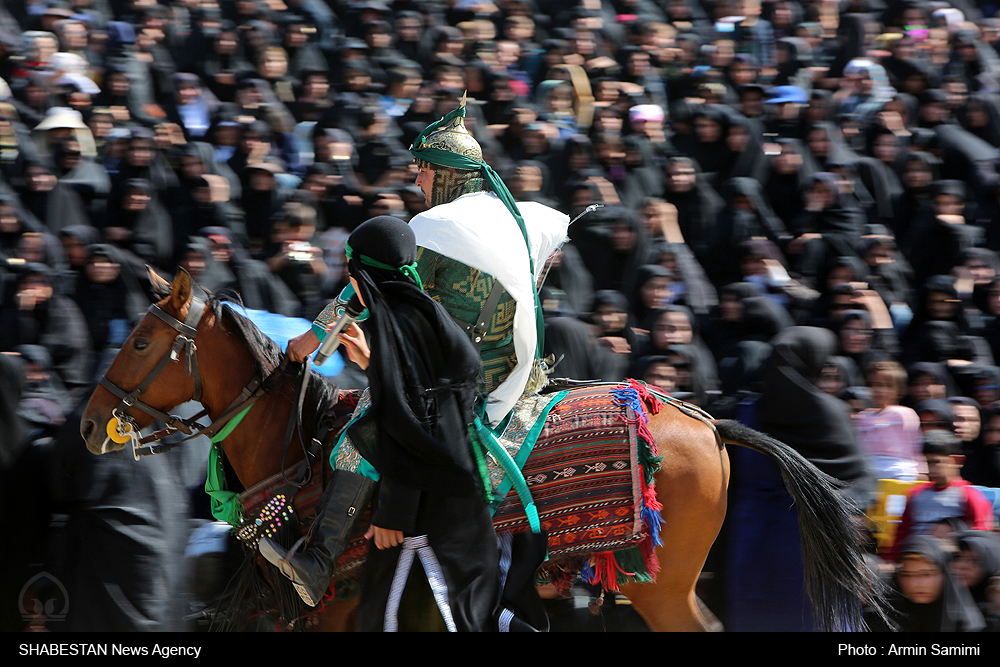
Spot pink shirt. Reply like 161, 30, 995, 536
854, 405, 927, 474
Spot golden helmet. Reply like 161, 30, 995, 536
416, 94, 483, 163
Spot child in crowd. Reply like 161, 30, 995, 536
887, 429, 995, 562
854, 360, 925, 481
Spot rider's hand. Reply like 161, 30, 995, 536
365, 525, 404, 550
338, 323, 370, 370
286, 329, 321, 363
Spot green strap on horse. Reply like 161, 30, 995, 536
207, 393, 553, 544
205, 403, 255, 526
471, 414, 542, 536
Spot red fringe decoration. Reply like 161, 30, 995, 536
625, 378, 663, 456
626, 378, 663, 415
639, 473, 663, 577
586, 379, 666, 592
590, 551, 638, 593
639, 531, 660, 580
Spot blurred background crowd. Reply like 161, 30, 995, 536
0, 0, 999, 634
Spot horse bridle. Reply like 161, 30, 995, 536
99, 294, 265, 460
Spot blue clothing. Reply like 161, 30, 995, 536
723, 398, 816, 631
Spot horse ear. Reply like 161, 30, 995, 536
147, 266, 171, 298
169, 267, 193, 313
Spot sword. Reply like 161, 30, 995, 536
536, 204, 603, 290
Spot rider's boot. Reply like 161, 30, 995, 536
259, 470, 376, 606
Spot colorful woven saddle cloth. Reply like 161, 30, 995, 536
492, 381, 665, 590
235, 380, 666, 599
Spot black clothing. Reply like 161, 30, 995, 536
880, 535, 986, 632
0, 270, 93, 405
344, 216, 498, 631
755, 326, 874, 509
954, 530, 1000, 630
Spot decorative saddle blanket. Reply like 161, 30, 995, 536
231, 380, 665, 626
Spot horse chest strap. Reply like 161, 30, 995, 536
211, 403, 256, 444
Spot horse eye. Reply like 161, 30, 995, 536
133, 338, 149, 351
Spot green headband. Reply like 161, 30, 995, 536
345, 241, 424, 291
410, 104, 544, 355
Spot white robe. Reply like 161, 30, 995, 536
409, 192, 569, 425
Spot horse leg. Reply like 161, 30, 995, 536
621, 416, 729, 632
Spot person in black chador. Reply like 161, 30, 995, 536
260, 216, 500, 631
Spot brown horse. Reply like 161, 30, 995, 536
80, 269, 884, 632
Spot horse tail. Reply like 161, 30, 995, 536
713, 419, 889, 632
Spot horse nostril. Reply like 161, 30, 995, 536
81, 419, 96, 442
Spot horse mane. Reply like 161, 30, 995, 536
208, 292, 283, 378
206, 291, 340, 410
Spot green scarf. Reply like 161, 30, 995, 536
345, 240, 423, 291
204, 403, 254, 527
410, 104, 544, 355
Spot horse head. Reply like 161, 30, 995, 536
80, 267, 209, 455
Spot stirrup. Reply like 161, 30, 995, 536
278, 560, 297, 582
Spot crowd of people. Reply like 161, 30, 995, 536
1, 0, 1000, 633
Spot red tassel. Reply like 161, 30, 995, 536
593, 553, 620, 592
590, 551, 641, 592
638, 532, 661, 578
642, 482, 663, 513
627, 378, 663, 415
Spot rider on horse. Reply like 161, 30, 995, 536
319, 215, 499, 630
258, 96, 569, 613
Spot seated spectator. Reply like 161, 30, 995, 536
103, 178, 172, 269
903, 275, 989, 365
587, 290, 647, 382
661, 343, 717, 407
630, 355, 678, 395
290, 68, 334, 124
628, 264, 673, 331
914, 398, 956, 433
567, 205, 652, 294
70, 243, 149, 354
241, 159, 290, 252
163, 73, 220, 141
950, 396, 984, 458
906, 181, 983, 289
963, 400, 1000, 488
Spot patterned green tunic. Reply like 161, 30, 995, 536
415, 247, 517, 395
